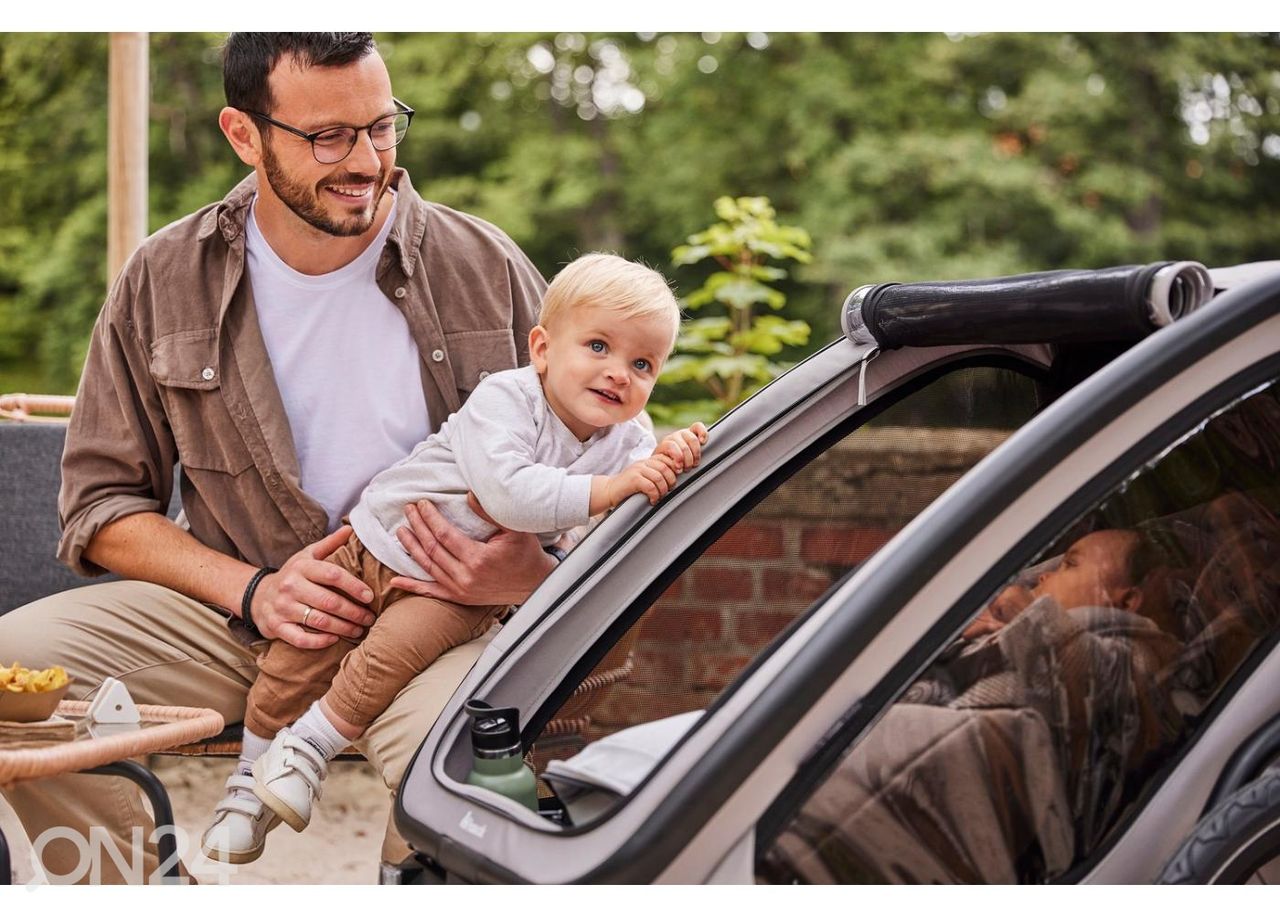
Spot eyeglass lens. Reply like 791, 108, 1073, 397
313, 113, 411, 164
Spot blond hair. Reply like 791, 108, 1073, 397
540, 253, 681, 354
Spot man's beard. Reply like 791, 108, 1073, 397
261, 140, 386, 238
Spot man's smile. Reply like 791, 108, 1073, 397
324, 183, 375, 201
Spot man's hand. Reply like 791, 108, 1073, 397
390, 499, 556, 606
251, 525, 376, 649
653, 422, 709, 471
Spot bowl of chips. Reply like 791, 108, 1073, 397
0, 662, 72, 722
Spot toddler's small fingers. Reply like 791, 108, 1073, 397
671, 433, 694, 464
642, 464, 672, 496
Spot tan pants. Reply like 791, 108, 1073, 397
246, 533, 503, 736
0, 579, 494, 883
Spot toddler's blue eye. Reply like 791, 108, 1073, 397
634, 359, 651, 372
589, 340, 606, 353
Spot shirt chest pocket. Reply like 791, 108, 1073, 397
444, 328, 519, 400
150, 329, 254, 475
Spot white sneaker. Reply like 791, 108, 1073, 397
200, 772, 281, 864
251, 728, 328, 832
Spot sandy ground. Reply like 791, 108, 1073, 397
3, 756, 393, 885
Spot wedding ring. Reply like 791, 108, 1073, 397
302, 606, 314, 628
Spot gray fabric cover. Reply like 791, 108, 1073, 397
761, 599, 1183, 884
769, 704, 1073, 884
0, 424, 85, 614
0, 424, 181, 615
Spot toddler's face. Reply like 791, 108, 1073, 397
961, 529, 1143, 639
530, 305, 671, 440
1031, 529, 1140, 613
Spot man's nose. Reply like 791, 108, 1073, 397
346, 127, 383, 173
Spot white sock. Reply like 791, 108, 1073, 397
289, 701, 349, 761
238, 728, 273, 776
228, 729, 274, 800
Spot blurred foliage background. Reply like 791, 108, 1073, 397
1, 32, 1279, 397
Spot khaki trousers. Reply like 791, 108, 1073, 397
0, 579, 493, 884
247, 533, 502, 736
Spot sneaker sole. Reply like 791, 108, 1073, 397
199, 838, 266, 865
199, 812, 280, 864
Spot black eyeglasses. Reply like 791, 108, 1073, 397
244, 98, 415, 164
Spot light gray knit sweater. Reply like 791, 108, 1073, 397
349, 365, 655, 580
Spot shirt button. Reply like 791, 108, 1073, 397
394, 287, 407, 299
431, 349, 445, 363
201, 367, 215, 381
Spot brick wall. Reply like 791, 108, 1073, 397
590, 426, 1010, 737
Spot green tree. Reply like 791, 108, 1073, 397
654, 196, 811, 425
0, 34, 109, 387
2, 33, 1279, 395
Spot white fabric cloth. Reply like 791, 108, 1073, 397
246, 192, 431, 532
542, 710, 704, 824
543, 710, 703, 797
349, 365, 655, 580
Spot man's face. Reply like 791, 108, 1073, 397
257, 52, 397, 237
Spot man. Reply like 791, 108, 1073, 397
0, 32, 554, 883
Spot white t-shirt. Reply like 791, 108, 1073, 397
246, 193, 431, 531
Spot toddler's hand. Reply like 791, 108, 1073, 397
961, 583, 1034, 640
653, 422, 709, 471
607, 455, 680, 507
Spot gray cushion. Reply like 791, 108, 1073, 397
0, 424, 180, 615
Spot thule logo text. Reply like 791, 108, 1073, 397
459, 810, 487, 838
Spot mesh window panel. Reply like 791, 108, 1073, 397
758, 377, 1280, 884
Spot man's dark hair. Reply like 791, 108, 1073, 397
223, 33, 377, 114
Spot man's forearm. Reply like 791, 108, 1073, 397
83, 512, 257, 614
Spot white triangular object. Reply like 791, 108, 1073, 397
86, 676, 140, 724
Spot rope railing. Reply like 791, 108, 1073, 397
1, 701, 224, 787
0, 393, 75, 424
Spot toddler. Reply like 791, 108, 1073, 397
202, 253, 706, 862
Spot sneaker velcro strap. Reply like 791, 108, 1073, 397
279, 735, 327, 797
215, 794, 266, 818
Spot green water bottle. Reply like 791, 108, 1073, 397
464, 700, 539, 812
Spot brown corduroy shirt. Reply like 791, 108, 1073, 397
57, 168, 546, 577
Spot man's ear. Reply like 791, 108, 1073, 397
528, 325, 550, 374
218, 107, 262, 168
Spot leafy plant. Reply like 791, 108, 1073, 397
652, 196, 812, 425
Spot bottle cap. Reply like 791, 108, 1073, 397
464, 699, 522, 757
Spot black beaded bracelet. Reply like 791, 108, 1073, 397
240, 566, 277, 637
